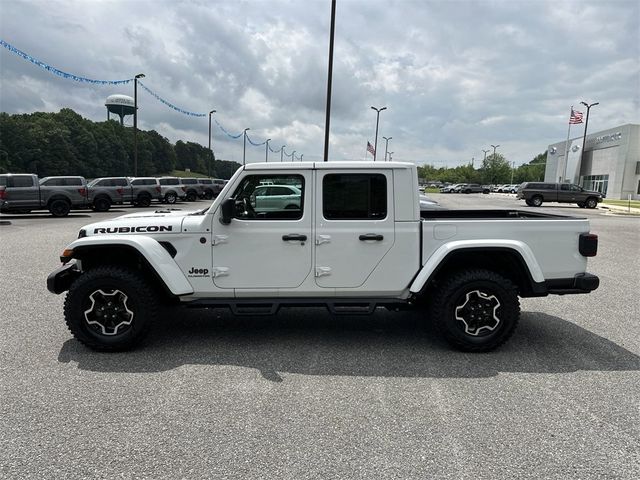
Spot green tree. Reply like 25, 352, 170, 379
479, 153, 512, 184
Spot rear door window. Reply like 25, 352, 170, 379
323, 173, 387, 220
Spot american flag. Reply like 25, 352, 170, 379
367, 141, 375, 156
569, 108, 584, 124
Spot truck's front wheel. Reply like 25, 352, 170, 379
63, 267, 158, 351
430, 269, 520, 352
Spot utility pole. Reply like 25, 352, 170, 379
371, 106, 387, 161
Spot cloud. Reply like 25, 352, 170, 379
1, 0, 638, 168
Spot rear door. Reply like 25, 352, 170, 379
7, 175, 39, 209
314, 170, 394, 288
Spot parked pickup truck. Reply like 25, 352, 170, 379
517, 182, 604, 208
48, 162, 600, 352
0, 174, 88, 216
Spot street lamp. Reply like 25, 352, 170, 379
133, 73, 145, 176
579, 101, 599, 172
383, 136, 392, 161
291, 150, 296, 162
208, 109, 216, 176
371, 106, 387, 161
491, 144, 500, 157
242, 128, 250, 166
388, 151, 394, 161
482, 149, 490, 162
265, 138, 271, 163
280, 145, 286, 162
300, 154, 304, 161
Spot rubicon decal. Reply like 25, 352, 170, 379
93, 225, 173, 234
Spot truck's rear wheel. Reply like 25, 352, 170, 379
530, 195, 543, 207
164, 192, 177, 204
64, 266, 158, 351
430, 269, 520, 352
186, 190, 198, 202
49, 199, 71, 217
136, 193, 152, 207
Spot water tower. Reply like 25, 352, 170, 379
105, 94, 135, 125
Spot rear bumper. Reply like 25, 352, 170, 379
546, 273, 600, 295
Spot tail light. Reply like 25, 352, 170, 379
116, 187, 124, 195
156, 186, 161, 193
579, 233, 598, 257
0, 189, 6, 200
182, 186, 187, 192
77, 187, 87, 196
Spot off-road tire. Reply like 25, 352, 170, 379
64, 266, 158, 351
530, 195, 543, 207
136, 193, 152, 207
49, 199, 71, 217
585, 197, 598, 209
93, 196, 111, 212
430, 269, 520, 352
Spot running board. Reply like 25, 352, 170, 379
184, 297, 408, 316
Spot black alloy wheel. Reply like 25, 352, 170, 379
430, 269, 520, 352
49, 199, 71, 217
137, 193, 152, 207
165, 192, 177, 204
93, 197, 111, 212
585, 197, 598, 209
531, 195, 543, 207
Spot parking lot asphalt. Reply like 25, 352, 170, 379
1, 196, 639, 479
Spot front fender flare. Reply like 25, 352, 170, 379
409, 239, 545, 293
66, 235, 194, 295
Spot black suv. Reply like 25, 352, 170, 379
516, 182, 603, 208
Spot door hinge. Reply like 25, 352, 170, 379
315, 266, 332, 277
316, 235, 331, 245
212, 235, 228, 246
211, 267, 230, 278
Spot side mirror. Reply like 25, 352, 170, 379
219, 198, 235, 225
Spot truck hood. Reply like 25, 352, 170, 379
80, 208, 204, 237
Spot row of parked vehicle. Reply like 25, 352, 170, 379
439, 183, 491, 194
0, 174, 228, 216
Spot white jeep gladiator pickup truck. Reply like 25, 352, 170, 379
47, 162, 599, 352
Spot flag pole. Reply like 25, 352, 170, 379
562, 106, 573, 183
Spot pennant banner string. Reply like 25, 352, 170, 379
138, 81, 206, 117
0, 39, 132, 85
246, 133, 267, 147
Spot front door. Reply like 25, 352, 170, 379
314, 170, 395, 288
212, 171, 312, 289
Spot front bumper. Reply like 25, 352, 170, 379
47, 261, 81, 294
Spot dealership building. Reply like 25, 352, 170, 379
544, 123, 640, 200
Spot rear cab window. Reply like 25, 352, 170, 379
323, 173, 387, 220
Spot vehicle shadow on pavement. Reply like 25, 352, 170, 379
57, 310, 640, 380
0, 214, 93, 219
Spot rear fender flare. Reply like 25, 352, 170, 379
409, 239, 545, 293
66, 236, 193, 295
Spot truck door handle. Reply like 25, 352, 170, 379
359, 234, 384, 241
282, 234, 307, 242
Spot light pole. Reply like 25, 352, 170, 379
491, 144, 500, 157
265, 138, 271, 162
323, 0, 337, 162
300, 154, 304, 162
133, 73, 145, 176
280, 145, 286, 162
383, 136, 392, 161
482, 149, 490, 162
579, 101, 599, 174
371, 106, 387, 161
208, 109, 216, 176
291, 150, 296, 162
242, 128, 250, 166
388, 151, 394, 161
510, 161, 515, 183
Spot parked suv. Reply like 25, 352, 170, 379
158, 177, 187, 204
517, 182, 603, 208
461, 184, 490, 194
196, 178, 223, 199
87, 177, 133, 212
129, 177, 162, 207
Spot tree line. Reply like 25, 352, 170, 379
417, 152, 547, 185
0, 109, 241, 179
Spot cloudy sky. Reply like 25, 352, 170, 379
1, 0, 638, 167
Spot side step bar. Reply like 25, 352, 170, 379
184, 297, 409, 316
